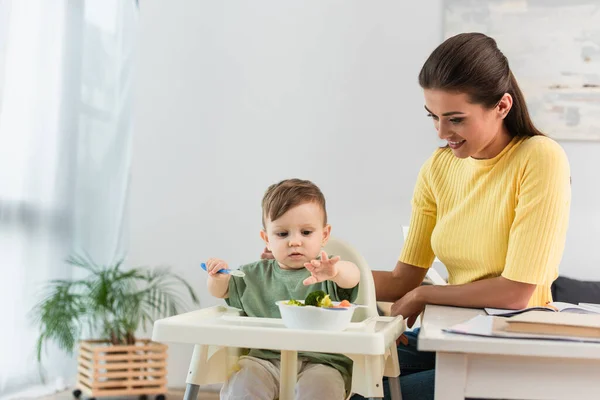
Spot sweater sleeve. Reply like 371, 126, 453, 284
399, 154, 438, 269
501, 139, 571, 285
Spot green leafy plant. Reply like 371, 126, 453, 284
31, 254, 199, 362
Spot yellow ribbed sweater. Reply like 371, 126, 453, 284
400, 136, 571, 307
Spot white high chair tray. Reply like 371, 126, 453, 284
152, 305, 404, 356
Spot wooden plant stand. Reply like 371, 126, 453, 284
74, 339, 167, 400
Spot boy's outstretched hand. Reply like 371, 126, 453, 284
303, 250, 341, 286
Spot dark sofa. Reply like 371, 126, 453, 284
551, 276, 600, 304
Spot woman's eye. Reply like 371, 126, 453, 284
302, 230, 312, 236
426, 113, 439, 121
276, 232, 288, 238
449, 118, 464, 125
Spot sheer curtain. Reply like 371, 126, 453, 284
0, 0, 137, 396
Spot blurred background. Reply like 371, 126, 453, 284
1, 0, 598, 398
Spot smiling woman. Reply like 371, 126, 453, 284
360, 32, 572, 400
423, 90, 514, 158
420, 31, 544, 160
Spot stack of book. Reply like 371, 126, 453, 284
485, 301, 600, 317
444, 302, 600, 343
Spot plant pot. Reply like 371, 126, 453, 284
75, 339, 167, 399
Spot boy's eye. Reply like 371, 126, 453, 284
302, 230, 312, 236
276, 232, 288, 238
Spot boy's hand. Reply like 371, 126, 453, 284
206, 258, 230, 278
303, 250, 341, 286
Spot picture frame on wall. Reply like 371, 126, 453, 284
444, 0, 600, 141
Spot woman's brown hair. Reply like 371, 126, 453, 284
419, 32, 544, 138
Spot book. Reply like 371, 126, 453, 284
579, 303, 600, 312
485, 302, 600, 317
503, 311, 600, 339
443, 314, 600, 343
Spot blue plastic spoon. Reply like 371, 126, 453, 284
201, 262, 245, 277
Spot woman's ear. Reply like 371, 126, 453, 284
321, 224, 331, 246
497, 93, 513, 120
260, 230, 269, 249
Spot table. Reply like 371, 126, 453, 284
418, 305, 600, 400
152, 306, 405, 399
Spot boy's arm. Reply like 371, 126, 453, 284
207, 274, 230, 298
331, 260, 360, 289
205, 257, 231, 298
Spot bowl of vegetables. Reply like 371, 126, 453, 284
276, 290, 357, 331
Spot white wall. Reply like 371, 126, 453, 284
561, 141, 600, 278
131, 0, 600, 388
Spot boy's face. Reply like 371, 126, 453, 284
260, 202, 330, 270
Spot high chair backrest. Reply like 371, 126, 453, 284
324, 236, 378, 322
402, 225, 447, 286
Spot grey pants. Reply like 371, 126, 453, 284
220, 356, 346, 400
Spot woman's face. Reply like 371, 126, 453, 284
423, 89, 513, 159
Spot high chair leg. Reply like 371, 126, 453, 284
183, 384, 200, 400
187, 344, 210, 385
386, 342, 402, 400
183, 344, 207, 400
389, 376, 402, 400
364, 354, 385, 398
279, 350, 298, 400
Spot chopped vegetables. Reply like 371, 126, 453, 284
304, 290, 327, 307
337, 300, 351, 308
284, 290, 353, 308
318, 294, 332, 308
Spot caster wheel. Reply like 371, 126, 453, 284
72, 389, 82, 399
155, 395, 166, 400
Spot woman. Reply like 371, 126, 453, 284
264, 32, 570, 399
365, 32, 571, 399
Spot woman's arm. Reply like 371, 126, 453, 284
390, 275, 536, 326
417, 276, 535, 309
373, 261, 428, 302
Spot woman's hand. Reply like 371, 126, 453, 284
373, 262, 428, 302
260, 247, 274, 259
390, 287, 426, 328
302, 250, 341, 285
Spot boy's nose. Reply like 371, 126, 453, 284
288, 237, 302, 247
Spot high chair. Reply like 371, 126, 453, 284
152, 237, 404, 400
322, 237, 403, 399
401, 226, 447, 286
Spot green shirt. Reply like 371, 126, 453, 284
225, 258, 359, 390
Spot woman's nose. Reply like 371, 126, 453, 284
437, 122, 449, 140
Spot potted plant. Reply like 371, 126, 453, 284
31, 255, 199, 400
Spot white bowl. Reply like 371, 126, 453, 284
276, 300, 357, 331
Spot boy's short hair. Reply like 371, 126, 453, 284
261, 179, 327, 228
